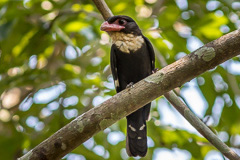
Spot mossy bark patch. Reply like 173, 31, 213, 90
61, 143, 67, 150
99, 119, 115, 130
195, 47, 216, 62
144, 71, 164, 84
76, 120, 84, 133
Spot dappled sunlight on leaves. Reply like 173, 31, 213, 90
0, 0, 239, 159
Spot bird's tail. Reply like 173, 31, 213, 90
126, 103, 151, 157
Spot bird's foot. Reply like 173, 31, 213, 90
126, 82, 134, 89
152, 68, 159, 74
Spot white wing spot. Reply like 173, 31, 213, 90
114, 80, 119, 87
147, 114, 151, 121
138, 137, 142, 139
129, 125, 136, 132
139, 124, 145, 130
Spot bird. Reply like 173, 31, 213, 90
100, 15, 155, 157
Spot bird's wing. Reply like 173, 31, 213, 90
110, 45, 121, 93
142, 36, 155, 121
143, 36, 155, 71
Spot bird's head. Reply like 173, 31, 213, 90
100, 15, 142, 35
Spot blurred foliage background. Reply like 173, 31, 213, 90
0, 0, 240, 159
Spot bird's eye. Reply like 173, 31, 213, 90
118, 19, 127, 25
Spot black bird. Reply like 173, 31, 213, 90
100, 15, 155, 157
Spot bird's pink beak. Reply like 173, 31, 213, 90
100, 21, 125, 32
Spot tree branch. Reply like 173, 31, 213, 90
19, 27, 240, 159
92, 0, 113, 20
18, 0, 240, 159
165, 91, 240, 159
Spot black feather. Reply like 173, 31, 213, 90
108, 15, 155, 157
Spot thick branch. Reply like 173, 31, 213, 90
19, 28, 240, 159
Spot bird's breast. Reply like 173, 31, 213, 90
110, 32, 144, 54
115, 45, 152, 84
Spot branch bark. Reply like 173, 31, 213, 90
19, 27, 240, 159
92, 0, 113, 20
165, 91, 240, 159
18, 1, 240, 160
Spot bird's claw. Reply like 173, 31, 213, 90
152, 68, 159, 74
126, 82, 134, 89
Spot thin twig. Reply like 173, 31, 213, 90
92, 0, 113, 20
165, 91, 240, 160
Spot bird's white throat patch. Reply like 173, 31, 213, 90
110, 32, 144, 54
